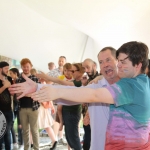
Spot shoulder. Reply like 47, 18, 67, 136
116, 75, 146, 87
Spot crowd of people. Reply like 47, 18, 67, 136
0, 41, 150, 150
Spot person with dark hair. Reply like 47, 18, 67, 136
0, 61, 13, 150
9, 68, 22, 149
145, 59, 150, 78
9, 68, 20, 80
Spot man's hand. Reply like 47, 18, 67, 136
8, 74, 38, 99
88, 75, 103, 84
31, 86, 58, 102
3, 79, 11, 88
36, 72, 49, 82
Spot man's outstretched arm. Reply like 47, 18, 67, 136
31, 86, 114, 104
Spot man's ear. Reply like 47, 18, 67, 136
136, 62, 142, 71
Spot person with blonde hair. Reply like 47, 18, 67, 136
30, 68, 37, 76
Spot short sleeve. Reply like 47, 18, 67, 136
106, 79, 134, 107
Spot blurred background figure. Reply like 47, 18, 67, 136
9, 68, 24, 150
30, 68, 37, 76
48, 62, 56, 71
145, 59, 150, 78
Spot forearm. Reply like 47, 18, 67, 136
55, 99, 81, 105
47, 76, 60, 83
37, 84, 75, 91
55, 87, 114, 104
48, 76, 73, 86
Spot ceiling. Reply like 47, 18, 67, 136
0, 0, 150, 72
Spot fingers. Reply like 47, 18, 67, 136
22, 74, 29, 81
17, 93, 25, 99
9, 87, 21, 94
9, 84, 24, 93
9, 83, 20, 88
31, 90, 49, 102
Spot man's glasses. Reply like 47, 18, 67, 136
71, 70, 79, 73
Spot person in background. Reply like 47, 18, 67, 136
36, 63, 84, 150
38, 78, 57, 150
48, 62, 56, 71
9, 68, 24, 150
47, 56, 66, 144
57, 63, 74, 150
30, 68, 37, 76
145, 59, 150, 78
57, 63, 74, 131
81, 58, 99, 150
16, 58, 40, 150
0, 61, 13, 150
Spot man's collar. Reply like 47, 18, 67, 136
99, 77, 109, 87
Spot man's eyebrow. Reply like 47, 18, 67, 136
118, 56, 129, 62
99, 57, 111, 61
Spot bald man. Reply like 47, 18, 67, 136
82, 59, 99, 84
81, 58, 100, 150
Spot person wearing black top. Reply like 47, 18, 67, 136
0, 61, 13, 150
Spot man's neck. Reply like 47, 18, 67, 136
107, 76, 120, 85
23, 73, 31, 77
88, 71, 99, 81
